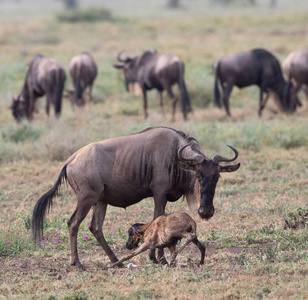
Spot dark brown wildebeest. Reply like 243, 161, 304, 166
11, 54, 66, 121
283, 48, 308, 109
68, 52, 98, 106
32, 126, 240, 269
111, 212, 206, 268
213, 48, 292, 116
113, 49, 192, 121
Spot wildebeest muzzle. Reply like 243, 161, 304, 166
198, 205, 215, 220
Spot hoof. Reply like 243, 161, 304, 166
159, 258, 168, 266
110, 261, 124, 268
71, 262, 85, 270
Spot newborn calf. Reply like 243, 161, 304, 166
110, 213, 205, 267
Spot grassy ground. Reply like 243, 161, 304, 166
0, 0, 308, 299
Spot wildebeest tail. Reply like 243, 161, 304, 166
32, 165, 67, 244
214, 61, 221, 108
179, 78, 192, 120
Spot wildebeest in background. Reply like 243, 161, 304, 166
213, 48, 292, 116
283, 48, 308, 109
32, 126, 240, 269
68, 52, 98, 107
11, 54, 66, 121
113, 49, 192, 121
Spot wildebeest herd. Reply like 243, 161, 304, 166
11, 47, 307, 123
17, 46, 306, 268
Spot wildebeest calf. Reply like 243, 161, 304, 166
110, 213, 205, 267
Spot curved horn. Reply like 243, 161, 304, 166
117, 50, 128, 63
178, 144, 205, 165
212, 145, 238, 164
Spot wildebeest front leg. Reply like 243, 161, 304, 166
89, 201, 120, 264
258, 87, 269, 116
151, 196, 168, 264
142, 88, 148, 119
88, 83, 94, 102
67, 201, 94, 269
110, 243, 150, 268
46, 94, 51, 116
157, 91, 165, 116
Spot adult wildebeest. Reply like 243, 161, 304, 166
32, 126, 240, 269
68, 52, 98, 106
113, 49, 192, 121
213, 48, 292, 116
11, 54, 66, 121
283, 48, 308, 108
111, 213, 205, 268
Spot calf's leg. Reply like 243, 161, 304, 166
170, 234, 196, 265
192, 237, 206, 265
110, 243, 150, 268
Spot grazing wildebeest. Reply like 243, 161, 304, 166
110, 213, 206, 268
283, 48, 308, 108
213, 48, 292, 116
113, 49, 192, 121
68, 52, 98, 106
11, 54, 66, 121
32, 126, 240, 269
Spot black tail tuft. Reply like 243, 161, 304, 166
32, 166, 67, 243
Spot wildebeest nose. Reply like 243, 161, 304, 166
198, 206, 215, 219
126, 242, 133, 250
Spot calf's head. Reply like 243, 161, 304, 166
126, 223, 144, 250
178, 143, 240, 220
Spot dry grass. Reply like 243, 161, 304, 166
0, 0, 308, 299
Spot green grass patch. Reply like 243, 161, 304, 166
56, 7, 114, 23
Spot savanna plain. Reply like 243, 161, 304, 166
0, 0, 308, 299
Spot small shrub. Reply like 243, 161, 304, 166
57, 7, 113, 23
233, 253, 251, 266
1, 123, 41, 143
283, 206, 308, 230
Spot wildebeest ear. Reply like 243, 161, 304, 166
132, 223, 144, 234
113, 64, 124, 69
219, 163, 241, 173
177, 160, 199, 171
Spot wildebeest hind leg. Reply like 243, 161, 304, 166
222, 84, 233, 116
165, 86, 177, 122
67, 201, 94, 269
89, 201, 120, 264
